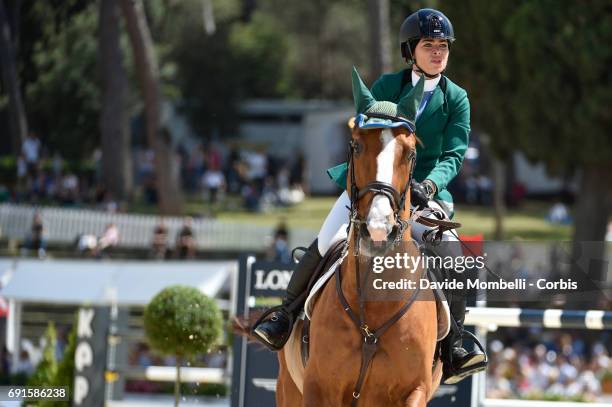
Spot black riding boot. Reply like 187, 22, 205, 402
252, 239, 322, 351
442, 290, 487, 384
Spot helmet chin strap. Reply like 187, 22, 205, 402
413, 62, 441, 79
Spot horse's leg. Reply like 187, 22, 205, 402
405, 384, 428, 407
277, 350, 302, 407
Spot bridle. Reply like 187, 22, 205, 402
347, 114, 417, 248
337, 114, 424, 406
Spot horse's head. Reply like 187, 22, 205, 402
347, 67, 425, 244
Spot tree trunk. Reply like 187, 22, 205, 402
0, 0, 28, 154
570, 164, 612, 307
368, 0, 392, 79
175, 355, 181, 407
120, 0, 183, 214
99, 0, 133, 202
492, 158, 506, 240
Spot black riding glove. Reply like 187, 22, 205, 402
411, 179, 437, 209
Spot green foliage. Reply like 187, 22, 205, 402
229, 12, 291, 98
49, 324, 77, 406
440, 0, 519, 158
23, 1, 101, 160
27, 323, 58, 388
169, 2, 290, 138
144, 286, 223, 359
506, 0, 611, 169
442, 0, 611, 171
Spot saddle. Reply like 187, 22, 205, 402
283, 240, 452, 394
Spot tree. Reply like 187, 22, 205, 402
24, 1, 101, 160
368, 0, 392, 79
506, 0, 611, 287
50, 323, 77, 407
120, 0, 183, 214
443, 0, 611, 286
440, 0, 523, 239
99, 0, 133, 202
27, 322, 58, 390
0, 0, 28, 153
144, 285, 223, 407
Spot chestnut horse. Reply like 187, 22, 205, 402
275, 68, 442, 407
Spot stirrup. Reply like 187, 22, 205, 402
251, 304, 295, 351
252, 304, 294, 331
443, 360, 487, 384
443, 330, 488, 384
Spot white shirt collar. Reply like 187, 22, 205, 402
412, 71, 441, 92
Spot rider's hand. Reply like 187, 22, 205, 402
410, 179, 437, 209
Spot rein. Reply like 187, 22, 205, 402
337, 124, 423, 406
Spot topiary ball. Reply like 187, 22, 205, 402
144, 285, 223, 358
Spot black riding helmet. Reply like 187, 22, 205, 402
399, 8, 455, 65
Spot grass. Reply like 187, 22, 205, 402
134, 194, 571, 241
454, 201, 572, 240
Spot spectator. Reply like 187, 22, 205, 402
13, 350, 34, 376
267, 220, 291, 263
202, 168, 225, 204
21, 132, 41, 179
547, 202, 572, 225
16, 154, 28, 201
175, 217, 195, 259
23, 212, 46, 258
151, 219, 169, 260
76, 233, 98, 256
96, 223, 119, 258
58, 172, 79, 205
51, 152, 63, 178
189, 144, 206, 191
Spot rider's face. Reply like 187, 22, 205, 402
413, 38, 449, 76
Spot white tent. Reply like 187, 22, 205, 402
1, 258, 235, 305
0, 258, 237, 364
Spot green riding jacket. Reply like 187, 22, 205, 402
327, 69, 470, 208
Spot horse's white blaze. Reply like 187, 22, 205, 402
367, 129, 396, 241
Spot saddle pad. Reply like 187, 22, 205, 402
304, 252, 347, 320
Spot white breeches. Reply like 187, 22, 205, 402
317, 191, 458, 256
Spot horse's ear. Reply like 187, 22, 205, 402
348, 116, 356, 129
352, 66, 376, 114
398, 74, 425, 121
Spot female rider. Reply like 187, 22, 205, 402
253, 8, 487, 384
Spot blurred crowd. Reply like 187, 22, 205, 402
8, 132, 306, 214
487, 330, 610, 402
173, 141, 306, 212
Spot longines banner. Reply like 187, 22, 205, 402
230, 255, 471, 407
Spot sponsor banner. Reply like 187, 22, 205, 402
73, 307, 110, 407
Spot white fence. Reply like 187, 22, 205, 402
0, 204, 314, 251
